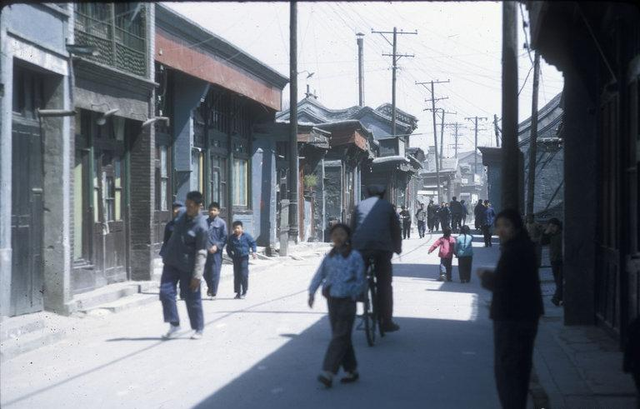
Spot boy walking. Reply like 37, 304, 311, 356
226, 221, 257, 299
429, 227, 456, 282
204, 202, 228, 299
159, 191, 208, 340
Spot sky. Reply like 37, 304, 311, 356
164, 1, 565, 157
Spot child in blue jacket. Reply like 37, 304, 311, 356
455, 225, 474, 283
309, 223, 366, 388
226, 221, 257, 299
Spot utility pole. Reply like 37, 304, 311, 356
372, 27, 417, 137
502, 1, 520, 211
438, 109, 456, 164
445, 122, 465, 158
526, 51, 541, 217
493, 114, 501, 148
416, 79, 449, 202
465, 115, 488, 176
356, 32, 365, 107
288, 0, 299, 243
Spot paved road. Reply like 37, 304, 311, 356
1, 234, 503, 409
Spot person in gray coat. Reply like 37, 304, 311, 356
350, 185, 403, 332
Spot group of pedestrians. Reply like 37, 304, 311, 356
424, 197, 470, 234
158, 192, 257, 340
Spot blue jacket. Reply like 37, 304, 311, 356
309, 249, 366, 300
207, 216, 228, 254
162, 212, 209, 273
226, 233, 257, 259
455, 234, 474, 258
350, 197, 402, 254
484, 207, 496, 227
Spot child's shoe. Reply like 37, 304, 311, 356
340, 371, 359, 384
317, 371, 333, 388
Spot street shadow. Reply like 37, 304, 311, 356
192, 315, 499, 409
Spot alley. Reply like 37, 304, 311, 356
1, 236, 502, 409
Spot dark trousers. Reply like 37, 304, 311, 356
440, 257, 453, 280
360, 250, 394, 326
417, 220, 426, 238
322, 297, 358, 374
440, 219, 451, 230
204, 251, 223, 296
494, 320, 538, 409
233, 256, 249, 295
482, 225, 493, 247
452, 215, 462, 231
551, 262, 563, 302
458, 256, 473, 282
432, 218, 440, 232
159, 264, 204, 331
427, 217, 435, 232
462, 215, 467, 226
403, 223, 411, 239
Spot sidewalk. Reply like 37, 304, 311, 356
530, 267, 638, 409
1, 241, 332, 362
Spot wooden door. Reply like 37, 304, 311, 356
10, 121, 44, 316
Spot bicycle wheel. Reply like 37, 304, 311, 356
365, 279, 377, 346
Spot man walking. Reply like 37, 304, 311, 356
460, 199, 469, 226
474, 199, 485, 232
438, 202, 452, 231
351, 185, 403, 332
159, 191, 208, 340
427, 200, 437, 233
416, 203, 427, 238
204, 202, 228, 299
450, 196, 463, 232
482, 200, 496, 247
399, 206, 411, 239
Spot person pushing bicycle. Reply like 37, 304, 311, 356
350, 185, 403, 332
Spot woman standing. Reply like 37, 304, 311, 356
478, 209, 544, 409
455, 225, 474, 283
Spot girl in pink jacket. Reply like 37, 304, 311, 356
429, 227, 456, 282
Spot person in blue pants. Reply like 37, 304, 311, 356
226, 220, 257, 299
159, 191, 208, 340
204, 202, 227, 299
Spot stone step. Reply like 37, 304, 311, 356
83, 293, 158, 315
71, 281, 154, 313
0, 315, 45, 342
0, 327, 66, 362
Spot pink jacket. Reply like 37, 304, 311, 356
429, 237, 456, 259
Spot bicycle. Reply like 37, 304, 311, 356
357, 256, 385, 346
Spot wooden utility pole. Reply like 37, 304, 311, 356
493, 114, 501, 148
289, 0, 299, 243
526, 52, 541, 217
373, 27, 417, 137
465, 116, 488, 176
501, 2, 520, 211
438, 109, 456, 163
445, 122, 465, 158
417, 79, 449, 202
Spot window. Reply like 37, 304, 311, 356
232, 158, 248, 207
12, 65, 45, 120
210, 156, 227, 208
114, 158, 122, 220
159, 146, 169, 211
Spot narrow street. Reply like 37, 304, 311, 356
1, 235, 502, 409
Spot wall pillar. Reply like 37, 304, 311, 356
563, 70, 597, 325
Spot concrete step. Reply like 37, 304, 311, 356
0, 315, 45, 342
84, 293, 158, 315
0, 326, 66, 362
71, 280, 160, 313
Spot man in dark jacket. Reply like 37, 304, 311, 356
482, 201, 496, 247
450, 197, 463, 232
351, 185, 403, 332
399, 206, 411, 239
479, 209, 544, 409
159, 201, 185, 258
204, 202, 228, 299
541, 218, 563, 306
438, 202, 452, 231
427, 200, 437, 233
474, 199, 486, 231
